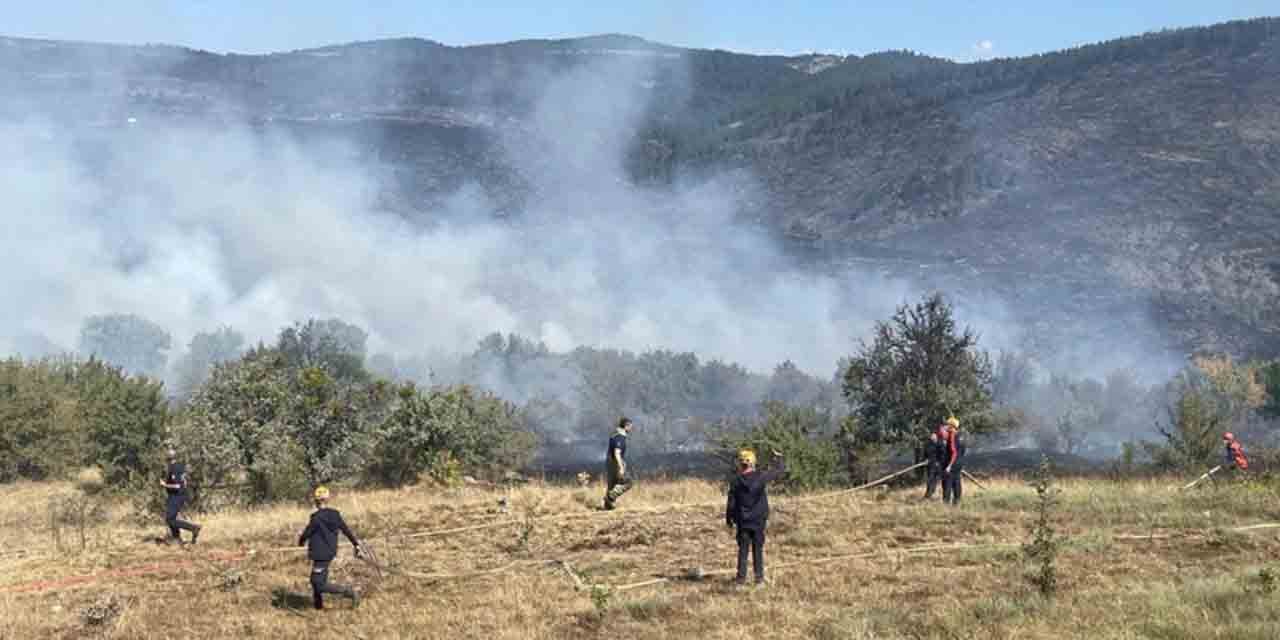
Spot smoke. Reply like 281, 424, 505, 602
0, 37, 1185, 445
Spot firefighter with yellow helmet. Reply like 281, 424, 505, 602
725, 447, 786, 585
297, 485, 363, 609
941, 416, 966, 505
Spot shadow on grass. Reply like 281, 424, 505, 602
270, 587, 313, 614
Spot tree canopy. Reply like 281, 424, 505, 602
841, 292, 994, 447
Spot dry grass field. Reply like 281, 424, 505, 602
2, 470, 1279, 639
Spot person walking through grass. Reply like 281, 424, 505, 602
603, 417, 634, 510
160, 448, 201, 545
298, 485, 363, 610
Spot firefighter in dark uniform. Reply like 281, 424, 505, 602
297, 485, 362, 610
160, 448, 201, 544
726, 448, 786, 585
923, 430, 947, 499
603, 417, 634, 510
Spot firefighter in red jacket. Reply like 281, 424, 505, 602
941, 416, 965, 505
1223, 432, 1249, 473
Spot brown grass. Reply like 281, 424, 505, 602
1, 473, 1278, 639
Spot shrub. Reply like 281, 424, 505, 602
74, 467, 107, 496
0, 357, 165, 485
120, 468, 165, 528
0, 358, 80, 481
715, 401, 843, 489
177, 348, 290, 503
76, 359, 169, 485
175, 349, 382, 501
1023, 455, 1061, 598
282, 367, 380, 485
48, 490, 108, 553
81, 593, 126, 627
366, 383, 536, 487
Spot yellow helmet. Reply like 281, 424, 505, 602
313, 485, 331, 500
945, 415, 960, 428
737, 449, 757, 466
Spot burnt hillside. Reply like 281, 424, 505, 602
1, 18, 1277, 360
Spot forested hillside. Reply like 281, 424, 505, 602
2, 19, 1278, 361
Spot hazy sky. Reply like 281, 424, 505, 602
5, 1, 1275, 60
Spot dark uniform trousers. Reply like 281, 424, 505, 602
736, 526, 766, 582
310, 561, 354, 609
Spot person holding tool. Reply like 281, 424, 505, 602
298, 485, 363, 610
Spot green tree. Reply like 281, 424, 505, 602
1144, 373, 1225, 471
715, 401, 842, 489
1257, 361, 1280, 419
695, 359, 762, 419
570, 347, 640, 438
75, 359, 169, 485
367, 383, 535, 486
1055, 406, 1097, 456
992, 350, 1035, 406
277, 318, 369, 383
841, 292, 995, 453
765, 360, 824, 406
171, 326, 246, 400
282, 367, 388, 485
179, 347, 292, 501
1043, 375, 1103, 455
1145, 356, 1266, 471
77, 313, 173, 378
0, 358, 81, 481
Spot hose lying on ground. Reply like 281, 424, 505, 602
1181, 466, 1223, 490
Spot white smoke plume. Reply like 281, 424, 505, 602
0, 38, 1182, 404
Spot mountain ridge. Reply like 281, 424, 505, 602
2, 18, 1278, 363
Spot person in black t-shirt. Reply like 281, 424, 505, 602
298, 485, 362, 610
160, 448, 201, 544
603, 417, 634, 510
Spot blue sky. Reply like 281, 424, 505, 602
5, 1, 1276, 60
